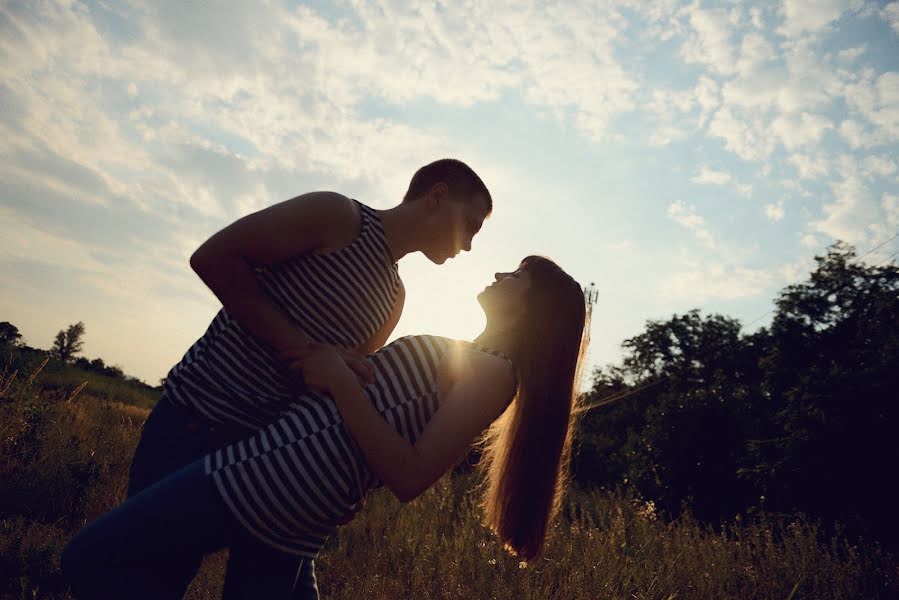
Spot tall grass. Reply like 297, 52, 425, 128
1, 362, 896, 599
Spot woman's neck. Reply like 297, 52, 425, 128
473, 327, 515, 357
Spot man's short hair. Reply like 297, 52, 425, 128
403, 158, 492, 214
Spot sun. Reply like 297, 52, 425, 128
387, 254, 491, 344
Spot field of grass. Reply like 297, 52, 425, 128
1, 358, 897, 599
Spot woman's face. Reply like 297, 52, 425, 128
477, 267, 532, 317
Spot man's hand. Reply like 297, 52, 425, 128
281, 343, 375, 389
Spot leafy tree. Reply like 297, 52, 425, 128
0, 322, 22, 347
51, 322, 85, 363
743, 242, 899, 542
574, 242, 899, 548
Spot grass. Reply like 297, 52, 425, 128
1, 358, 897, 599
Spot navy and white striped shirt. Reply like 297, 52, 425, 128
204, 335, 515, 557
164, 201, 401, 429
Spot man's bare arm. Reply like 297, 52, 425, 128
190, 192, 358, 354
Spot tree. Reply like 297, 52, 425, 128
0, 322, 22, 347
744, 242, 899, 544
51, 322, 86, 363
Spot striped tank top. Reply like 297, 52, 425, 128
165, 200, 401, 429
203, 335, 516, 557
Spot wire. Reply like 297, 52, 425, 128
576, 233, 899, 415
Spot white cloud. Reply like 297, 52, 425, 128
708, 107, 777, 161
667, 201, 716, 248
883, 2, 899, 35
769, 112, 834, 150
861, 155, 898, 178
735, 31, 777, 75
658, 263, 775, 300
884, 193, 899, 228
789, 153, 830, 179
788, 154, 827, 179
777, 0, 851, 38
764, 202, 785, 222
812, 175, 880, 243
800, 233, 820, 248
280, 2, 639, 142
691, 166, 731, 185
679, 5, 737, 75
749, 7, 766, 29
837, 45, 867, 62
694, 76, 720, 128
843, 70, 899, 146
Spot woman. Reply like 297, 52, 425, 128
62, 256, 589, 599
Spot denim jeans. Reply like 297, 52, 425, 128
62, 459, 317, 600
115, 395, 319, 599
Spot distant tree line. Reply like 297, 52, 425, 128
572, 242, 899, 550
1, 320, 141, 385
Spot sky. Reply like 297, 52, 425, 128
1, 0, 898, 386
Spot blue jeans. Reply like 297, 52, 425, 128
116, 395, 318, 598
62, 460, 317, 599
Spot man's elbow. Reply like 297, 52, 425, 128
189, 247, 208, 277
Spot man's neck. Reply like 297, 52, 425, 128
378, 203, 423, 263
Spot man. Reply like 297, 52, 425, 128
127, 158, 492, 598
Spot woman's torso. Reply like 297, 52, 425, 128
204, 335, 514, 558
164, 200, 401, 429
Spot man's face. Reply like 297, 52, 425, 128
425, 192, 490, 264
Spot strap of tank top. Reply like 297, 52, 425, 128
354, 200, 396, 267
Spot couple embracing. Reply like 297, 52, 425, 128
63, 159, 590, 599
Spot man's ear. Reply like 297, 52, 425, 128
427, 182, 449, 207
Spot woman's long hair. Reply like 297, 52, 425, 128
476, 255, 590, 561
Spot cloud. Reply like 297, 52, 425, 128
694, 76, 720, 128
837, 45, 867, 62
789, 153, 831, 179
777, 0, 852, 38
691, 166, 731, 185
279, 2, 639, 142
708, 107, 776, 161
800, 233, 820, 248
645, 87, 697, 146
658, 262, 775, 300
884, 193, 899, 228
667, 201, 715, 248
764, 202, 785, 222
843, 70, 899, 146
769, 112, 834, 150
679, 4, 738, 76
861, 155, 898, 179
812, 175, 880, 243
884, 2, 899, 35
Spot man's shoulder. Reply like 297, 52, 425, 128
284, 191, 359, 236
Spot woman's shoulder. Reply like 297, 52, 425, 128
436, 340, 515, 390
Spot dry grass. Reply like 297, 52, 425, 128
1, 364, 896, 599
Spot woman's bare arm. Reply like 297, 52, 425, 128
322, 348, 515, 502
